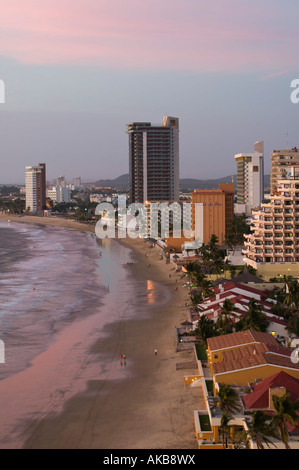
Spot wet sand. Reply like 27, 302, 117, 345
0, 214, 203, 449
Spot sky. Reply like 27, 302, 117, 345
0, 0, 299, 184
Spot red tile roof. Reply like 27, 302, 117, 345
207, 329, 278, 352
210, 330, 299, 376
243, 371, 299, 410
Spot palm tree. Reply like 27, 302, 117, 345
219, 412, 232, 449
287, 312, 299, 337
190, 292, 203, 311
284, 281, 299, 310
271, 393, 299, 449
198, 277, 213, 299
216, 298, 238, 335
236, 298, 269, 332
185, 261, 205, 287
195, 315, 218, 345
218, 383, 242, 416
240, 410, 279, 449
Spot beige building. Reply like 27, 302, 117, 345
270, 147, 299, 195
243, 165, 299, 278
191, 184, 234, 245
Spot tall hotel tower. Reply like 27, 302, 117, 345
235, 141, 264, 214
127, 116, 179, 203
25, 163, 46, 212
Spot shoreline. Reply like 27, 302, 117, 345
0, 213, 96, 233
0, 214, 203, 449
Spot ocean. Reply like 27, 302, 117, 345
0, 220, 175, 449
0, 220, 169, 381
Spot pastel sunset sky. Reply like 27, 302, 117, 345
0, 0, 298, 183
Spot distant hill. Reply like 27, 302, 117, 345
94, 174, 129, 189
93, 174, 270, 191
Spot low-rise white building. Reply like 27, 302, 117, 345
47, 186, 71, 204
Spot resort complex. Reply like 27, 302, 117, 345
173, 259, 299, 449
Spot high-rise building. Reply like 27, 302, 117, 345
235, 141, 264, 214
190, 184, 234, 245
25, 163, 46, 212
270, 147, 299, 195
243, 165, 299, 277
127, 116, 179, 203
54, 176, 66, 187
72, 177, 82, 188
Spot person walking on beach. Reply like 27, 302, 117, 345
154, 349, 158, 355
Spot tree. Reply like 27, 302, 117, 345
236, 298, 269, 332
185, 262, 204, 285
225, 214, 251, 248
190, 292, 203, 311
287, 313, 299, 337
219, 413, 232, 449
239, 410, 279, 449
195, 315, 218, 345
284, 281, 299, 310
216, 298, 238, 335
271, 393, 299, 449
218, 383, 242, 416
198, 277, 213, 299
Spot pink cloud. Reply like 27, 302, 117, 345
1, 0, 298, 72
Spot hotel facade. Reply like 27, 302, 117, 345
270, 147, 299, 194
190, 184, 234, 245
127, 116, 179, 204
243, 165, 299, 278
25, 163, 46, 213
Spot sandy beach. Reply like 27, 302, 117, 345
0, 214, 204, 449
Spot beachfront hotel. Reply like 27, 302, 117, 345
234, 141, 264, 215
25, 163, 46, 213
127, 116, 179, 204
242, 165, 299, 278
190, 184, 234, 245
270, 147, 299, 194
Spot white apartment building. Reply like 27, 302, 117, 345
47, 186, 71, 204
235, 141, 264, 215
243, 165, 299, 277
